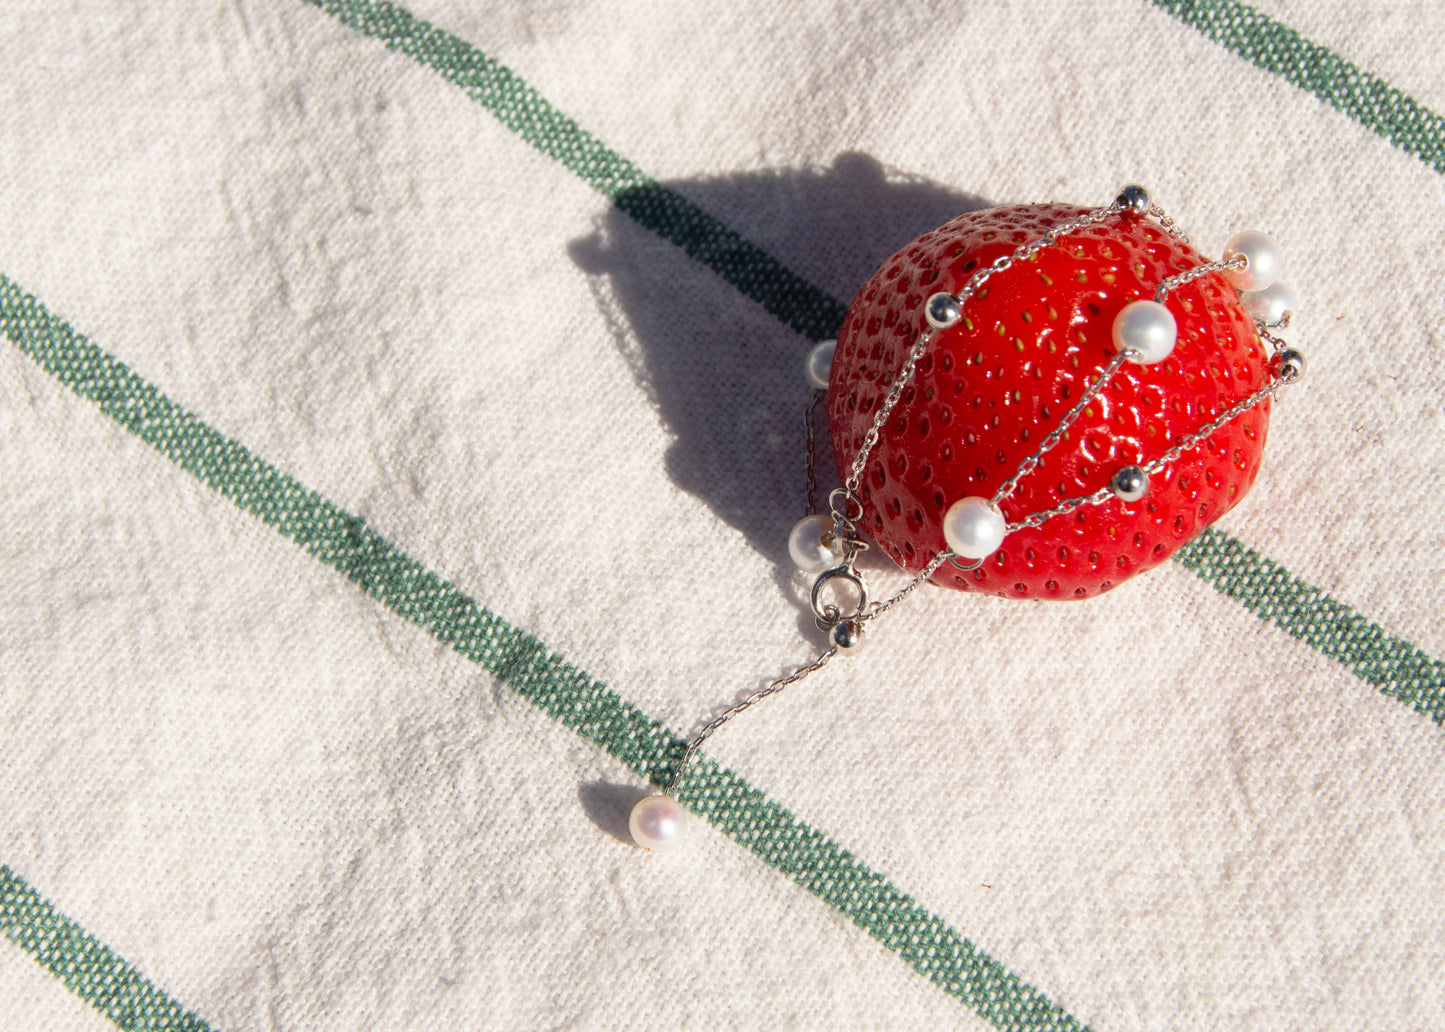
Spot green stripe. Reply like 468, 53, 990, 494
0, 275, 1088, 1029
302, 0, 846, 341
1177, 528, 1445, 723
302, 0, 1445, 724
0, 865, 211, 1031
1154, 0, 1445, 174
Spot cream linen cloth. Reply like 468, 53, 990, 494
1, 2, 1442, 1030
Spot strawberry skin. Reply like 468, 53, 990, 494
827, 202, 1273, 600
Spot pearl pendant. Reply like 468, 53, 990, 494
629, 794, 688, 851
941, 496, 1007, 559
788, 513, 841, 571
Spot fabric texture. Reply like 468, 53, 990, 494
1, 1, 1442, 1029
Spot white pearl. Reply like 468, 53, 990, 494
942, 497, 1007, 559
629, 794, 688, 851
787, 514, 841, 571
1112, 300, 1177, 364
1222, 230, 1283, 292
1240, 280, 1295, 327
804, 339, 836, 391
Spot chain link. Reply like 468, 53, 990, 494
1007, 485, 1116, 532
1153, 254, 1245, 304
804, 388, 823, 517
667, 647, 838, 795
842, 328, 936, 497
863, 549, 963, 620
1148, 204, 1188, 243
1258, 316, 1291, 350
991, 349, 1132, 508
1142, 375, 1285, 475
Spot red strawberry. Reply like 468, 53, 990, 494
827, 202, 1273, 600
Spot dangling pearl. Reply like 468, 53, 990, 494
1240, 281, 1295, 327
1222, 230, 1283, 292
1112, 300, 1177, 364
942, 497, 1007, 559
788, 514, 841, 571
629, 794, 688, 851
804, 339, 836, 390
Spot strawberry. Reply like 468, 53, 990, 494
827, 202, 1273, 600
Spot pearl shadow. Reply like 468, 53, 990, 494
578, 780, 651, 846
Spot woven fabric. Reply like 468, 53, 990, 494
1, 1, 1442, 1029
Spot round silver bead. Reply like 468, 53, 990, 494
1110, 465, 1150, 502
925, 292, 963, 330
830, 618, 866, 653
1115, 184, 1151, 214
1272, 347, 1307, 383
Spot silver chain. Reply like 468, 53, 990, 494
991, 349, 1132, 508
842, 198, 1129, 505
1002, 369, 1288, 532
667, 647, 837, 795
1006, 484, 1117, 533
841, 327, 936, 498
863, 549, 966, 620
1149, 204, 1187, 243
1154, 254, 1245, 303
665, 191, 1302, 798
804, 388, 823, 517
1142, 375, 1285, 475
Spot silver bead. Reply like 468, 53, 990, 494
830, 618, 866, 653
925, 292, 963, 330
1110, 465, 1150, 502
1272, 347, 1307, 383
1115, 184, 1151, 214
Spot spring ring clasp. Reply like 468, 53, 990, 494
810, 564, 870, 628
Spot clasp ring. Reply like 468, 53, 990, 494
810, 564, 870, 627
